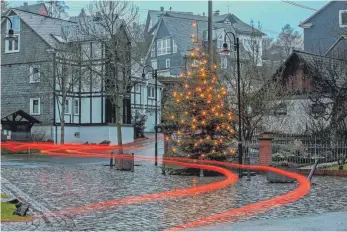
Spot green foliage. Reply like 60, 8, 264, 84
132, 110, 148, 139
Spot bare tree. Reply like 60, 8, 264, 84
1, 0, 9, 13
75, 0, 140, 152
28, 25, 88, 144
219, 23, 293, 142
275, 24, 303, 58
306, 52, 347, 140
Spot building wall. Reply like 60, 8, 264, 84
1, 14, 54, 125
262, 97, 332, 134
303, 1, 347, 54
149, 21, 183, 77
32, 124, 134, 144
131, 80, 162, 132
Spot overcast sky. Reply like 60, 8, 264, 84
10, 1, 328, 37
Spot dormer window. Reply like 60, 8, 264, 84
339, 10, 347, 28
8, 16, 20, 32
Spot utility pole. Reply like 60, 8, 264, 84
208, 0, 213, 70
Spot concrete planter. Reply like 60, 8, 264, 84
267, 167, 296, 183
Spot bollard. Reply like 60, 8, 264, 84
247, 156, 251, 181
131, 153, 135, 172
199, 157, 204, 177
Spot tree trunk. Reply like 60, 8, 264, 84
115, 95, 123, 167
60, 98, 65, 144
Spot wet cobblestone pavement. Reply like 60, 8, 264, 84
1, 144, 347, 231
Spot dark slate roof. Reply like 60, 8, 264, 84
160, 15, 248, 58
159, 12, 264, 35
10, 9, 75, 48
147, 10, 193, 30
15, 3, 46, 14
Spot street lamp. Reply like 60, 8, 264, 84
220, 31, 243, 178
1, 16, 16, 41
142, 65, 158, 166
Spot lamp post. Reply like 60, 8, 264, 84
1, 16, 16, 41
142, 65, 158, 166
220, 31, 243, 178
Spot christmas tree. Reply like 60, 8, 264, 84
166, 21, 236, 161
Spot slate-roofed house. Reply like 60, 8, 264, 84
1, 5, 161, 142
15, 2, 48, 15
144, 10, 265, 77
299, 0, 347, 54
263, 50, 347, 134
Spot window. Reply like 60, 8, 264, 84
135, 84, 141, 93
148, 86, 155, 98
274, 103, 287, 116
166, 59, 171, 68
217, 34, 224, 50
339, 10, 347, 27
151, 46, 155, 57
5, 16, 20, 53
173, 40, 178, 53
5, 34, 20, 53
30, 98, 40, 115
8, 16, 20, 32
151, 59, 157, 69
65, 98, 70, 114
221, 57, 227, 69
311, 104, 325, 115
74, 99, 80, 115
157, 37, 171, 56
29, 65, 40, 83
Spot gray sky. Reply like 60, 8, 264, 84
10, 1, 329, 37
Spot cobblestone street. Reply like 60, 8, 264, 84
1, 139, 347, 231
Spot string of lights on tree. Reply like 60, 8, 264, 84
166, 21, 237, 161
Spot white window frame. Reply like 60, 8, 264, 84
148, 86, 155, 99
166, 59, 171, 68
221, 57, 227, 69
64, 98, 71, 114
339, 10, 347, 28
5, 34, 20, 53
157, 37, 171, 56
217, 34, 224, 50
73, 98, 80, 115
173, 40, 178, 53
30, 98, 40, 115
151, 45, 155, 57
29, 65, 40, 83
135, 84, 141, 93
151, 59, 157, 69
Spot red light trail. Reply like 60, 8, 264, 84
1, 142, 311, 230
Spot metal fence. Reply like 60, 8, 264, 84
272, 134, 347, 170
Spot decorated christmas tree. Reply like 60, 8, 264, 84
165, 22, 236, 161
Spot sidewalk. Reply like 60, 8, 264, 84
195, 212, 347, 231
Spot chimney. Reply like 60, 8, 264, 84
93, 11, 102, 21
202, 12, 205, 16
160, 7, 164, 11
23, 2, 28, 9
79, 8, 86, 17
213, 10, 220, 16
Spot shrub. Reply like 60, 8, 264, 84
133, 110, 148, 139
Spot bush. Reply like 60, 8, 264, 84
133, 110, 148, 139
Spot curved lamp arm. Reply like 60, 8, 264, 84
223, 31, 238, 52
142, 65, 154, 78
1, 16, 14, 37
